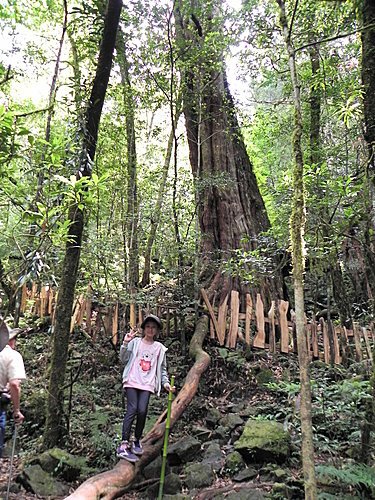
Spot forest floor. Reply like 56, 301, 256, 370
0, 323, 374, 499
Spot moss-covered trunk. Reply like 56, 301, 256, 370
276, 1, 317, 498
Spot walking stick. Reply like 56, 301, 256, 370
6, 424, 18, 500
157, 375, 175, 500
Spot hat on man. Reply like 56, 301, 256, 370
141, 314, 162, 330
9, 328, 22, 341
0, 317, 10, 352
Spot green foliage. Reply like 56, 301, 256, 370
317, 463, 375, 497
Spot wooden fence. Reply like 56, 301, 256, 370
19, 284, 374, 365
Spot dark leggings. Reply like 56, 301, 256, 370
122, 387, 151, 442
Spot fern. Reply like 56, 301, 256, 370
316, 463, 375, 489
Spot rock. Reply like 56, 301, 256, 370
184, 462, 215, 489
168, 436, 201, 465
16, 464, 70, 497
234, 419, 291, 463
202, 441, 224, 472
164, 472, 182, 494
213, 425, 229, 444
212, 488, 265, 499
143, 455, 170, 479
29, 447, 89, 481
233, 467, 258, 482
224, 451, 245, 474
205, 407, 222, 428
191, 424, 212, 441
219, 413, 244, 431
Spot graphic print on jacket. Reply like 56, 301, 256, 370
125, 341, 161, 392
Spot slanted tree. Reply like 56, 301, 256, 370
43, 0, 122, 448
175, 0, 284, 305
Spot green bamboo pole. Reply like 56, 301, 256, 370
158, 375, 175, 500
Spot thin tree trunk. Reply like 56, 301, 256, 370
117, 27, 139, 291
43, 0, 122, 448
65, 316, 210, 499
141, 97, 182, 287
276, 1, 317, 498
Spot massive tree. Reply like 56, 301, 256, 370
175, 0, 284, 304
43, 0, 122, 447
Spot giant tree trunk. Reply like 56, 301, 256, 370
43, 0, 122, 448
65, 315, 210, 499
276, 1, 317, 498
175, 0, 283, 305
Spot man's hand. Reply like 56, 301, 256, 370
164, 383, 176, 393
13, 410, 24, 425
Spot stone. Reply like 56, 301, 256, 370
213, 425, 229, 444
202, 441, 224, 472
29, 447, 89, 481
143, 455, 170, 479
164, 472, 182, 494
224, 451, 245, 474
184, 462, 215, 489
191, 425, 212, 441
205, 407, 222, 428
234, 419, 291, 463
219, 413, 244, 431
168, 436, 201, 465
233, 467, 258, 482
16, 464, 70, 497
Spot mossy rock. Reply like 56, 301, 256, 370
234, 419, 291, 464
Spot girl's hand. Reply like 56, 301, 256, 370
124, 329, 137, 343
164, 382, 176, 393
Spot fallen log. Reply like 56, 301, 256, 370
65, 315, 210, 500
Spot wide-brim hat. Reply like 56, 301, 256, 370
0, 318, 10, 352
141, 314, 162, 330
9, 328, 22, 341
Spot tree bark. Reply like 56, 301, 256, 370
175, 0, 284, 306
361, 0, 375, 311
65, 315, 210, 500
43, 0, 122, 448
276, 1, 317, 498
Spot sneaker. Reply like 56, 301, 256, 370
116, 441, 139, 462
132, 439, 144, 456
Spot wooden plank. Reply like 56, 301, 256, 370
253, 294, 265, 348
40, 286, 48, 318
279, 300, 289, 353
330, 320, 341, 364
227, 290, 240, 348
320, 318, 330, 364
70, 298, 81, 332
129, 303, 136, 329
245, 294, 252, 347
20, 284, 28, 313
201, 288, 220, 338
362, 327, 372, 359
217, 294, 229, 346
77, 296, 86, 325
166, 308, 171, 337
48, 288, 54, 315
112, 302, 119, 345
339, 326, 348, 366
268, 300, 276, 353
353, 322, 363, 362
311, 320, 319, 358
138, 307, 143, 328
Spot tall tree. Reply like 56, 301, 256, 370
43, 0, 122, 447
175, 0, 284, 304
276, 1, 317, 498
